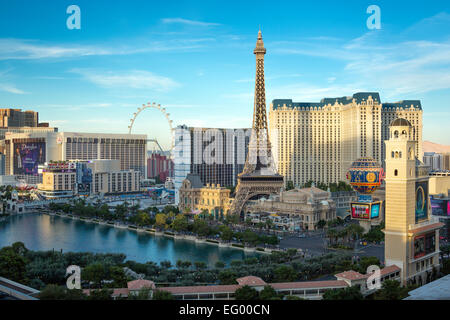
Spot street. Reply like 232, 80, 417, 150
279, 234, 385, 261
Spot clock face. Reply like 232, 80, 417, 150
415, 181, 428, 223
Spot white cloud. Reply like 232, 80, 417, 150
71, 69, 180, 92
0, 83, 28, 94
0, 38, 213, 60
271, 22, 450, 99
161, 18, 221, 27
0, 39, 111, 60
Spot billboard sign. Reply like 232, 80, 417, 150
370, 202, 381, 219
13, 142, 46, 175
46, 162, 76, 172
351, 203, 370, 219
414, 232, 436, 259
351, 202, 381, 220
430, 198, 448, 216
76, 162, 92, 195
415, 181, 429, 223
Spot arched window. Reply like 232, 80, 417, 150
394, 130, 399, 138
399, 151, 402, 158
409, 147, 414, 159
395, 152, 399, 159
402, 130, 407, 135
394, 169, 398, 176
391, 151, 395, 158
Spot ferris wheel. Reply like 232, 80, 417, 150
128, 102, 175, 153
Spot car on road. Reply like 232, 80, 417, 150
297, 234, 306, 238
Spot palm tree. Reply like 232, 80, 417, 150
349, 224, 365, 242
327, 229, 338, 246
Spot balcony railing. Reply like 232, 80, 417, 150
408, 216, 440, 231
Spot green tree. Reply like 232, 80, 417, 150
11, 242, 28, 256
114, 204, 127, 220
109, 266, 127, 288
316, 220, 327, 229
215, 261, 226, 269
218, 270, 237, 285
152, 289, 175, 300
259, 285, 280, 300
39, 285, 86, 300
160, 260, 172, 269
193, 219, 210, 237
326, 228, 338, 246
234, 285, 259, 300
172, 214, 189, 232
136, 212, 151, 226
155, 213, 167, 228
0, 245, 27, 282
274, 265, 298, 282
194, 261, 207, 270
374, 280, 413, 300
176, 260, 192, 269
128, 287, 152, 300
163, 205, 179, 214
219, 225, 233, 241
354, 256, 380, 274
82, 263, 106, 288
286, 180, 295, 191
87, 288, 113, 300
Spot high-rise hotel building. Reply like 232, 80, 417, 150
268, 92, 423, 186
4, 131, 147, 181
174, 125, 250, 204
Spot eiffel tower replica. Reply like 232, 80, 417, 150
230, 30, 284, 216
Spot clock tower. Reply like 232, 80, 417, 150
384, 118, 443, 286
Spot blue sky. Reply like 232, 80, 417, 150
1, 0, 450, 149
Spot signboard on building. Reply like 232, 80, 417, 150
414, 232, 436, 259
430, 198, 449, 216
351, 201, 382, 220
370, 202, 381, 219
415, 181, 429, 223
351, 203, 370, 219
46, 162, 76, 172
76, 162, 92, 196
13, 142, 46, 176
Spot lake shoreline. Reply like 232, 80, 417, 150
46, 211, 273, 254
0, 213, 263, 265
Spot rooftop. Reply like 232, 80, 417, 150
391, 118, 412, 127
335, 270, 369, 281
404, 274, 450, 300
127, 279, 155, 291
272, 92, 422, 110
236, 276, 266, 286
185, 173, 204, 188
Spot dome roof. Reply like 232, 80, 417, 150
390, 118, 411, 127
350, 157, 381, 169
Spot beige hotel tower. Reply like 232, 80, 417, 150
269, 94, 422, 187
384, 118, 443, 286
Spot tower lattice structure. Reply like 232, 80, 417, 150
230, 30, 283, 216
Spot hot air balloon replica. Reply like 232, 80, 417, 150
346, 157, 384, 229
